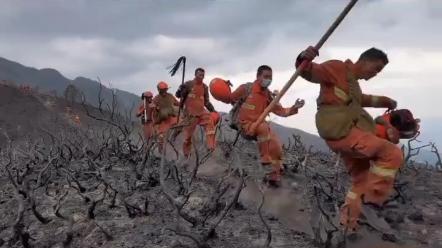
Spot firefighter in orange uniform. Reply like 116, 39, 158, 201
136, 91, 154, 142
296, 46, 401, 231
209, 65, 305, 187
175, 68, 218, 164
149, 81, 180, 155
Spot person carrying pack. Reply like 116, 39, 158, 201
209, 65, 305, 187
136, 90, 154, 142
149, 81, 180, 155
175, 68, 219, 164
297, 45, 401, 233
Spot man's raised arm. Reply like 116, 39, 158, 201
228, 84, 247, 104
295, 46, 334, 85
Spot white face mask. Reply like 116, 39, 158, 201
260, 79, 272, 88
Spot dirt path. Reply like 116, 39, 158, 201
194, 153, 423, 248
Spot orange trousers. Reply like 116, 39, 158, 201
242, 121, 282, 181
143, 122, 153, 139
326, 127, 403, 230
171, 115, 184, 141
182, 113, 215, 156
155, 116, 177, 151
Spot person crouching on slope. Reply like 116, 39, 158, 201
175, 68, 218, 165
225, 65, 305, 188
296, 46, 401, 232
149, 81, 180, 157
136, 91, 154, 145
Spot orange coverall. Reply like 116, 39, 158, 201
150, 93, 180, 150
228, 81, 299, 183
297, 58, 403, 230
136, 102, 154, 140
176, 79, 216, 156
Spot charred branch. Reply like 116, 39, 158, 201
88, 184, 108, 219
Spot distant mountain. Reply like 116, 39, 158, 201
0, 57, 140, 115
0, 56, 438, 164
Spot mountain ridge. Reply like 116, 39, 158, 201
0, 55, 438, 164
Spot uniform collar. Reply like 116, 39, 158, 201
345, 59, 362, 79
193, 78, 203, 84
252, 80, 267, 94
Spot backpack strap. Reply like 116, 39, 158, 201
237, 82, 253, 107
229, 82, 253, 124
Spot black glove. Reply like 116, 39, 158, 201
176, 85, 185, 98
206, 102, 215, 112
140, 115, 147, 124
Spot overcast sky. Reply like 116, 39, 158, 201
0, 0, 441, 144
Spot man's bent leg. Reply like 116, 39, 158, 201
365, 144, 403, 205
327, 127, 403, 230
330, 128, 403, 205
243, 122, 278, 185
339, 156, 370, 230
156, 117, 177, 151
199, 113, 215, 150
266, 130, 283, 187
172, 115, 184, 141
182, 117, 198, 157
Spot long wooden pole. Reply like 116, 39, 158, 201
251, 0, 359, 133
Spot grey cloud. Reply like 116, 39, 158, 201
0, 0, 441, 90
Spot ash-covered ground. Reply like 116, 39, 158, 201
1, 84, 441, 248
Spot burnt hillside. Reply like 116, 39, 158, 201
0, 84, 140, 147
0, 85, 441, 248
0, 55, 438, 163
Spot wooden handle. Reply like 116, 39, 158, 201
251, 0, 359, 133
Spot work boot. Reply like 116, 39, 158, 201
262, 173, 281, 188
359, 202, 391, 232
345, 230, 363, 243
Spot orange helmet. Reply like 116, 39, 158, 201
210, 111, 220, 125
157, 81, 168, 90
143, 91, 153, 97
209, 78, 232, 104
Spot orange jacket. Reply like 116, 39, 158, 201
136, 101, 154, 121
296, 59, 392, 108
176, 79, 214, 116
152, 93, 180, 107
136, 104, 144, 117
375, 114, 400, 144
229, 81, 298, 123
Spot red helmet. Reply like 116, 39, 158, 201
157, 81, 169, 90
209, 78, 232, 104
143, 91, 153, 97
